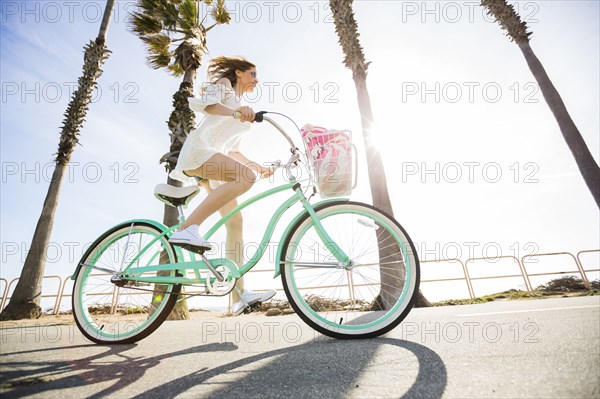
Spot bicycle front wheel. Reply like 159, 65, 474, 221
72, 221, 181, 344
281, 202, 420, 339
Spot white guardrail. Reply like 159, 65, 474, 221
0, 249, 598, 315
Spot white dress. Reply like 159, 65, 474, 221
169, 83, 251, 187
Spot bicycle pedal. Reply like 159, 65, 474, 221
176, 243, 207, 254
242, 302, 261, 314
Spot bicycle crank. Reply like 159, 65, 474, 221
206, 264, 237, 295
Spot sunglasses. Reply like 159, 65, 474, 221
249, 71, 257, 78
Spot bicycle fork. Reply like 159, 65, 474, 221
297, 190, 352, 266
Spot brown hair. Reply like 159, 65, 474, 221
207, 56, 256, 87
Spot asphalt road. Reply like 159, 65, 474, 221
1, 296, 599, 398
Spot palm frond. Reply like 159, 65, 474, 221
162, 1, 180, 30
211, 0, 231, 25
135, 0, 175, 31
147, 52, 172, 69
131, 0, 223, 76
179, 0, 199, 28
139, 0, 161, 13
131, 11, 163, 35
168, 63, 185, 77
141, 33, 172, 54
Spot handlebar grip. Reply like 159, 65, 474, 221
233, 110, 267, 122
254, 111, 267, 122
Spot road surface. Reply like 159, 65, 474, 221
1, 296, 598, 398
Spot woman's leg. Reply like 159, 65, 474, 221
216, 197, 245, 303
179, 153, 257, 231
180, 154, 273, 310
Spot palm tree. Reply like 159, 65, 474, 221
0, 0, 116, 321
481, 0, 600, 208
130, 0, 231, 319
328, 0, 430, 308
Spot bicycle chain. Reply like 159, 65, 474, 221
116, 284, 233, 298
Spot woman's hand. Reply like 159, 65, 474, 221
235, 106, 255, 123
257, 165, 275, 179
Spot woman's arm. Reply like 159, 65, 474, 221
205, 102, 255, 123
204, 78, 255, 122
204, 102, 238, 117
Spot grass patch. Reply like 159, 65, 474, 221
432, 277, 600, 307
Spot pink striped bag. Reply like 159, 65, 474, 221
301, 124, 354, 198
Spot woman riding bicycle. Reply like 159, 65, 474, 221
168, 56, 276, 315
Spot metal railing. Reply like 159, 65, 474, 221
522, 251, 593, 290
420, 258, 474, 298
1, 249, 598, 314
406, 249, 598, 300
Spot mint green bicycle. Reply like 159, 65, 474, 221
71, 112, 420, 344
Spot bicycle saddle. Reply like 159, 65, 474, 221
153, 184, 200, 208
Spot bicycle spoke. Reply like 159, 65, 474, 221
73, 223, 180, 344
282, 202, 419, 339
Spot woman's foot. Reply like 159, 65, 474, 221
169, 225, 213, 251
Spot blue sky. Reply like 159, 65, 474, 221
1, 1, 599, 303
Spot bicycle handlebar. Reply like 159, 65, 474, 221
234, 110, 298, 150
233, 110, 302, 181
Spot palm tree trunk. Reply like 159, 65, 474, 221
0, 165, 67, 320
183, 68, 197, 85
328, 0, 430, 308
518, 41, 600, 207
155, 78, 197, 320
0, 0, 115, 321
353, 77, 393, 213
352, 75, 400, 309
160, 177, 190, 320
96, 0, 116, 44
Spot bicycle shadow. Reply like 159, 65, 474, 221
1, 334, 447, 398
133, 337, 447, 399
0, 342, 238, 399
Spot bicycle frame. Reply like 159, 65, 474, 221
73, 113, 352, 287
110, 178, 350, 287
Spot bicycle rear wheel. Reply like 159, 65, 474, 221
281, 202, 419, 339
72, 221, 181, 344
